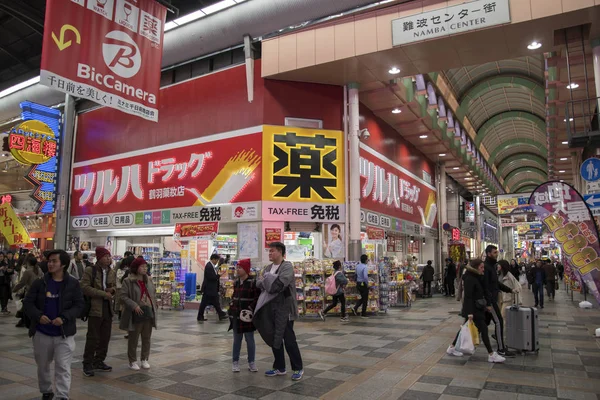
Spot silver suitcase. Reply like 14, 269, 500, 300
505, 305, 539, 353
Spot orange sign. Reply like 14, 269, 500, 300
8, 120, 57, 165
174, 222, 218, 240
366, 226, 385, 240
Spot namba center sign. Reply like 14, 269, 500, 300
392, 0, 511, 46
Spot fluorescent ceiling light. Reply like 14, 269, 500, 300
560, 157, 567, 161
559, 170, 565, 173
465, 178, 472, 180
453, 167, 459, 170
202, 0, 236, 14
419, 135, 428, 139
564, 118, 573, 122
97, 226, 175, 234
392, 108, 402, 114
0, 76, 40, 98
439, 153, 446, 157
388, 67, 401, 74
164, 21, 178, 31
527, 41, 542, 50
566, 83, 579, 89
562, 141, 568, 144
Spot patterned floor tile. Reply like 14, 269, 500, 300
400, 390, 442, 400
443, 386, 482, 398
159, 383, 227, 399
232, 385, 275, 399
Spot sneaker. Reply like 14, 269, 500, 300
361, 315, 369, 319
232, 361, 241, 372
42, 393, 54, 400
82, 365, 95, 377
446, 345, 463, 357
94, 361, 112, 372
488, 352, 506, 363
265, 369, 286, 377
248, 362, 258, 372
197, 317, 207, 322
140, 360, 150, 369
351, 308, 357, 316
340, 317, 350, 322
291, 370, 304, 381
124, 335, 129, 339
498, 349, 516, 358
318, 311, 325, 321
129, 362, 140, 371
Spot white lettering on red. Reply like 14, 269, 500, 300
74, 164, 143, 207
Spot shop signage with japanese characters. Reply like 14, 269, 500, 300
360, 144, 437, 227
71, 131, 262, 217
0, 203, 32, 246
174, 222, 219, 241
261, 201, 344, 223
465, 202, 475, 223
392, 0, 510, 46
497, 193, 533, 215
529, 182, 600, 305
41, 0, 167, 121
264, 228, 282, 248
366, 226, 385, 240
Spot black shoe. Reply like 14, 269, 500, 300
534, 304, 538, 308
83, 365, 95, 377
498, 349, 516, 358
197, 318, 206, 322
15, 320, 25, 327
93, 361, 112, 372
540, 305, 544, 309
351, 308, 357, 316
42, 393, 54, 400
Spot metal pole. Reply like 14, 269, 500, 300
54, 93, 76, 249
475, 195, 482, 258
348, 83, 361, 261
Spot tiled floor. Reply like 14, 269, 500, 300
1, 284, 600, 400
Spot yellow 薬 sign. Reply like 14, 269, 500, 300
0, 203, 32, 246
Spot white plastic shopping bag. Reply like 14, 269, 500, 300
579, 301, 593, 309
455, 323, 475, 355
15, 299, 23, 312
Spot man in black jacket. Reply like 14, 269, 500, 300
444, 258, 457, 297
24, 249, 85, 400
197, 254, 228, 322
483, 245, 515, 358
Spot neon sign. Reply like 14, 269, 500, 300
9, 120, 57, 165
452, 228, 461, 241
1, 195, 12, 204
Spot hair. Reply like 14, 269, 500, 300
269, 241, 286, 256
470, 258, 484, 269
48, 250, 70, 269
497, 260, 510, 276
43, 250, 51, 258
330, 224, 342, 239
485, 245, 498, 255
427, 260, 432, 265
121, 255, 135, 268
82, 254, 89, 260
360, 254, 368, 263
332, 260, 342, 270
210, 253, 221, 261
74, 250, 81, 257
124, 251, 133, 257
25, 254, 40, 276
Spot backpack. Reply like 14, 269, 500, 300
81, 267, 97, 321
325, 271, 340, 295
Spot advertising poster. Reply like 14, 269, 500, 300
323, 223, 345, 259
529, 181, 600, 305
238, 223, 259, 259
174, 222, 218, 241
264, 228, 282, 248
80, 241, 92, 251
366, 226, 385, 240
0, 204, 32, 246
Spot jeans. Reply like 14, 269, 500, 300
423, 281, 432, 296
197, 295, 225, 319
354, 283, 369, 316
272, 320, 303, 371
323, 294, 346, 317
233, 331, 256, 363
33, 332, 75, 398
452, 316, 493, 354
533, 283, 544, 307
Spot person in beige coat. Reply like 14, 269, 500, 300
497, 260, 522, 319
119, 257, 157, 371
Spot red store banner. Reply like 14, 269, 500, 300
41, 0, 166, 121
366, 226, 385, 240
360, 145, 438, 228
174, 222, 219, 240
71, 131, 262, 216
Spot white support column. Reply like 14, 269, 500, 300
348, 83, 361, 261
592, 38, 600, 114
438, 163, 448, 265
475, 195, 482, 258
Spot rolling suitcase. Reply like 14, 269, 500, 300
505, 305, 539, 353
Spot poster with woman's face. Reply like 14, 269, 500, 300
80, 241, 91, 252
323, 223, 345, 260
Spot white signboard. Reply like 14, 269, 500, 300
392, 0, 511, 46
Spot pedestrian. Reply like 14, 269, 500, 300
82, 254, 92, 267
120, 257, 157, 371
557, 262, 564, 281
116, 255, 134, 319
13, 255, 43, 328
509, 259, 520, 280
497, 260, 521, 319
197, 254, 228, 322
352, 254, 370, 318
67, 251, 86, 280
23, 249, 85, 400
0, 253, 14, 314
319, 260, 349, 321
543, 260, 557, 301
444, 258, 456, 297
483, 245, 516, 358
528, 260, 546, 309
446, 259, 506, 363
254, 242, 304, 381
420, 260, 434, 298
228, 259, 260, 373
39, 251, 50, 274
81, 247, 116, 377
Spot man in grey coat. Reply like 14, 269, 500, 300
254, 242, 304, 381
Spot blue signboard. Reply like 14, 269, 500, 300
584, 193, 600, 208
20, 102, 61, 214
581, 158, 600, 182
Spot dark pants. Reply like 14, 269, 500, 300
272, 320, 303, 372
83, 312, 112, 366
0, 284, 10, 310
489, 301, 505, 352
423, 281, 432, 297
533, 283, 544, 307
197, 295, 225, 320
324, 294, 346, 317
453, 316, 493, 354
546, 281, 556, 299
354, 282, 369, 316
445, 277, 455, 296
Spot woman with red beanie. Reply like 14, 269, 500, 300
228, 259, 260, 373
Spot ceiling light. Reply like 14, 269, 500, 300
1, 154, 5, 157
0, 76, 40, 98
562, 141, 568, 144
527, 41, 542, 50
202, 0, 236, 14
559, 170, 565, 173
419, 135, 428, 139
392, 108, 402, 114
388, 67, 401, 74
465, 178, 472, 180
560, 157, 567, 161
439, 153, 446, 157
564, 118, 573, 122
566, 83, 579, 89
453, 167, 459, 170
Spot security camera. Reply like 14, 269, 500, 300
359, 128, 370, 140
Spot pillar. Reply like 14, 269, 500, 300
348, 83, 362, 261
475, 195, 482, 258
437, 163, 448, 266
571, 151, 580, 193
592, 38, 600, 114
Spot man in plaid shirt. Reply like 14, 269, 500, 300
228, 259, 260, 372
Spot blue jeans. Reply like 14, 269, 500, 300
533, 283, 544, 307
232, 331, 255, 363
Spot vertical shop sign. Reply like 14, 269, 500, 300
40, 0, 166, 121
529, 182, 600, 305
0, 203, 32, 246
465, 202, 475, 223
262, 125, 345, 222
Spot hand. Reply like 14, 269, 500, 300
468, 314, 473, 320
39, 315, 51, 325
106, 287, 115, 294
486, 306, 492, 313
52, 317, 63, 326
134, 306, 144, 316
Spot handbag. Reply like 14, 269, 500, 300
475, 298, 487, 310
132, 304, 154, 324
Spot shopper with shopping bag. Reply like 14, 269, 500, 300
468, 319, 480, 346
446, 259, 505, 363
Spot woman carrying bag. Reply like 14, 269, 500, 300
120, 257, 157, 371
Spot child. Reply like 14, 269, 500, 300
319, 260, 349, 322
228, 259, 260, 372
